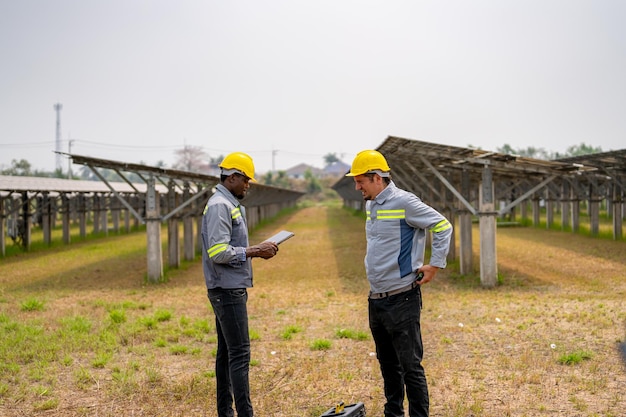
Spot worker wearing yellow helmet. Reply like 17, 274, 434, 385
219, 151, 256, 182
345, 149, 391, 178
216, 151, 256, 200
202, 151, 278, 417
346, 150, 393, 200
347, 149, 453, 417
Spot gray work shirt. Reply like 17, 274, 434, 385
201, 184, 251, 289
364, 182, 453, 293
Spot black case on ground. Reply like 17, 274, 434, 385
320, 402, 366, 417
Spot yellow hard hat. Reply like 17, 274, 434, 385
345, 150, 391, 177
219, 152, 256, 181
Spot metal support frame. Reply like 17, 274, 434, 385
87, 164, 145, 223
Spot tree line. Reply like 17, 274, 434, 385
493, 142, 603, 160
0, 142, 603, 180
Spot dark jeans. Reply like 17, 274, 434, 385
208, 288, 253, 417
369, 286, 428, 417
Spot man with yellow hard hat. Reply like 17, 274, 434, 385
201, 152, 279, 417
346, 150, 453, 417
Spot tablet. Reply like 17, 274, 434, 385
265, 230, 295, 245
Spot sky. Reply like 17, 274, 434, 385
1, 0, 625, 176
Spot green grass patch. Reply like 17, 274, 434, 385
92, 353, 112, 369
335, 328, 369, 341
21, 298, 45, 311
169, 345, 189, 355
34, 397, 59, 411
109, 309, 127, 324
281, 324, 302, 340
310, 339, 332, 351
154, 309, 173, 322
558, 350, 593, 365
249, 329, 261, 341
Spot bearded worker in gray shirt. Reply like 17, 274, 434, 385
346, 150, 453, 417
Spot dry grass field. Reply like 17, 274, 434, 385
0, 202, 625, 417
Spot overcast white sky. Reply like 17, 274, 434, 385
1, 0, 625, 175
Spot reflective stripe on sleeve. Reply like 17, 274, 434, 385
208, 243, 228, 258
431, 219, 452, 233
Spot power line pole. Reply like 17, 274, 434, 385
68, 138, 74, 179
54, 103, 63, 172
272, 148, 277, 172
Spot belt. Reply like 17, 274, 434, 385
369, 279, 420, 299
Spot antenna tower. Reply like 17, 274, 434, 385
54, 103, 63, 172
